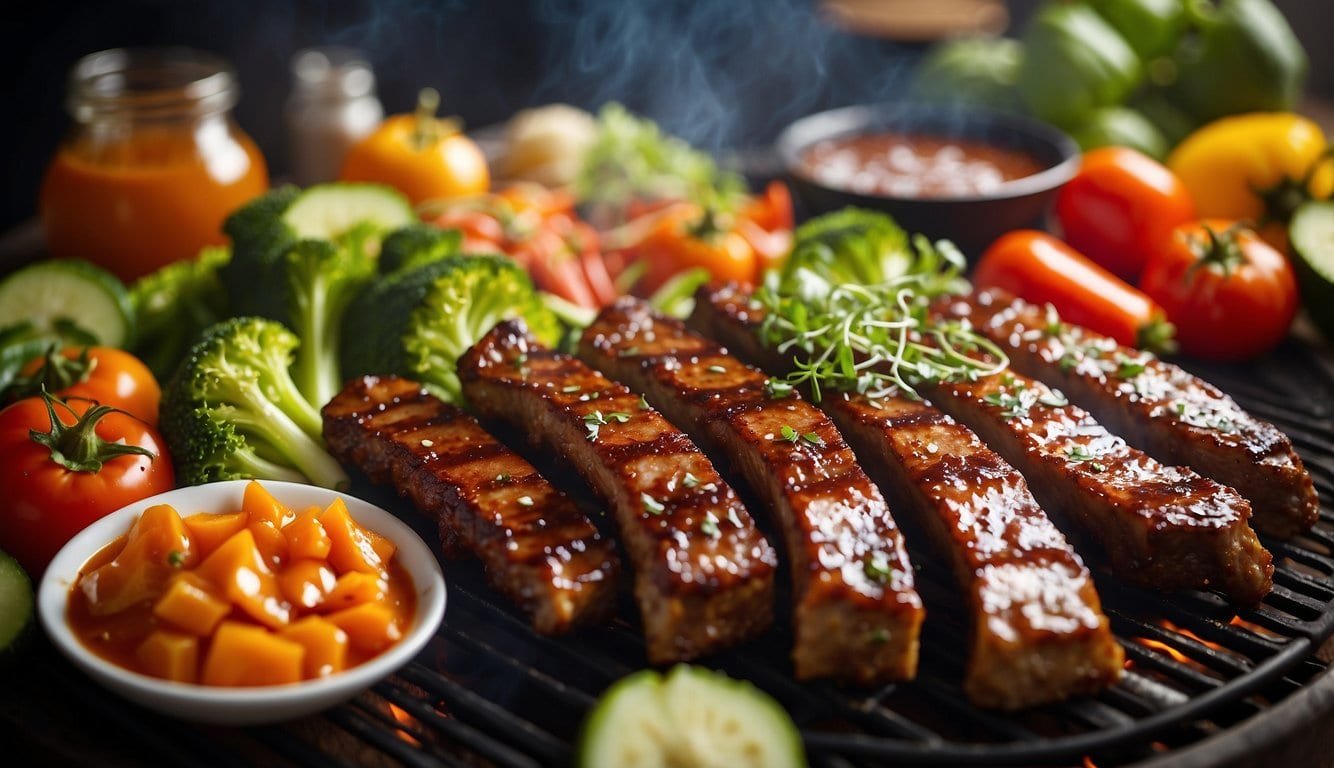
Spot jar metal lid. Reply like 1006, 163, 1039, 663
68, 46, 239, 120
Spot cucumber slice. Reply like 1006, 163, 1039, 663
0, 260, 133, 347
578, 665, 806, 768
0, 550, 33, 659
1290, 201, 1334, 340
281, 183, 414, 242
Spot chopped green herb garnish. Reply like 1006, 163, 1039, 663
1115, 355, 1147, 379
562, 384, 582, 393
779, 425, 799, 442
1065, 444, 1108, 471
642, 493, 665, 514
495, 472, 512, 483
683, 472, 700, 489
700, 513, 720, 538
707, 364, 726, 374
801, 432, 825, 447
619, 346, 640, 357
1038, 390, 1069, 408
638, 393, 650, 410
863, 556, 894, 584
167, 550, 184, 568
607, 411, 632, 423
871, 628, 890, 645
583, 410, 606, 440
764, 378, 794, 399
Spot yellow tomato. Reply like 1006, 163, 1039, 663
340, 89, 489, 206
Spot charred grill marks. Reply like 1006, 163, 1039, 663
942, 291, 1319, 539
581, 298, 924, 683
691, 285, 1124, 709
458, 320, 777, 663
322, 375, 618, 634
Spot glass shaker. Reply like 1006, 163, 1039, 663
39, 47, 269, 281
284, 47, 384, 186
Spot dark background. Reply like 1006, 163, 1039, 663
3, 0, 1331, 234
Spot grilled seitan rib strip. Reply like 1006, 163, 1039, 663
322, 375, 619, 634
458, 320, 777, 663
580, 298, 923, 684
692, 285, 1124, 708
939, 290, 1319, 539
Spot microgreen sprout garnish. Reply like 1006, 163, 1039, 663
707, 364, 726, 374
638, 393, 650, 410
607, 411, 632, 423
756, 236, 1006, 402
779, 425, 799, 443
1043, 304, 1064, 337
700, 512, 720, 538
618, 346, 640, 357
682, 471, 700, 489
583, 410, 606, 440
495, 472, 511, 483
764, 377, 794, 399
167, 550, 184, 568
983, 380, 1067, 418
642, 493, 665, 515
801, 431, 825, 447
517, 495, 534, 506
1064, 444, 1108, 472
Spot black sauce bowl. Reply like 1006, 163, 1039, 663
776, 103, 1080, 259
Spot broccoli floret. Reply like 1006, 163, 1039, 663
129, 245, 231, 380
161, 316, 349, 489
220, 186, 302, 319
777, 208, 911, 297
379, 223, 462, 275
342, 255, 561, 403
283, 239, 377, 408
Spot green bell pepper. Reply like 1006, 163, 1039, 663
1168, 0, 1307, 123
1017, 3, 1143, 127
1089, 0, 1188, 61
1066, 106, 1170, 159
910, 37, 1025, 114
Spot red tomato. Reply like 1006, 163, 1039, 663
1054, 147, 1197, 282
973, 230, 1173, 351
17, 346, 161, 426
0, 394, 174, 575
1138, 220, 1298, 361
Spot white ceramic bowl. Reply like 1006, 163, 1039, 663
38, 480, 446, 726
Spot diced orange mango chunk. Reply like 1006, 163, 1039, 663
83, 504, 194, 616
279, 617, 349, 678
242, 479, 291, 528
249, 520, 289, 569
183, 510, 247, 558
136, 630, 199, 684
284, 507, 332, 561
323, 571, 386, 612
195, 529, 291, 629
320, 498, 395, 576
278, 559, 338, 611
328, 602, 402, 654
152, 572, 231, 636
201, 622, 304, 687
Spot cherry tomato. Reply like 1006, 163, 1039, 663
1138, 220, 1298, 362
633, 209, 756, 296
340, 90, 489, 205
16, 346, 160, 426
1054, 147, 1197, 282
0, 394, 174, 574
973, 230, 1173, 351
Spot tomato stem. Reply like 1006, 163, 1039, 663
411, 87, 441, 151
1187, 223, 1246, 278
28, 390, 155, 473
8, 345, 93, 402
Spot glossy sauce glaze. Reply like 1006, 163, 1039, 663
581, 298, 922, 684
942, 291, 1319, 539
458, 320, 776, 663
322, 375, 619, 634
692, 284, 1123, 709
801, 132, 1045, 198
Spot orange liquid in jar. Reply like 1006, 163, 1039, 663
40, 124, 268, 282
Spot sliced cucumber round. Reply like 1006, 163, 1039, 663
577, 665, 806, 768
0, 259, 133, 347
281, 183, 414, 242
1290, 201, 1334, 340
0, 550, 34, 660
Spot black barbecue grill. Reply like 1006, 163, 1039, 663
7, 335, 1334, 768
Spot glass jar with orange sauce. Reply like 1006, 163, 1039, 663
40, 47, 269, 281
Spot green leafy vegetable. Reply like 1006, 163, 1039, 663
128, 246, 231, 380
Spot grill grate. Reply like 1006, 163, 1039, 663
18, 335, 1334, 768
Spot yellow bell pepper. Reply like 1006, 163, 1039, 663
1167, 113, 1333, 247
